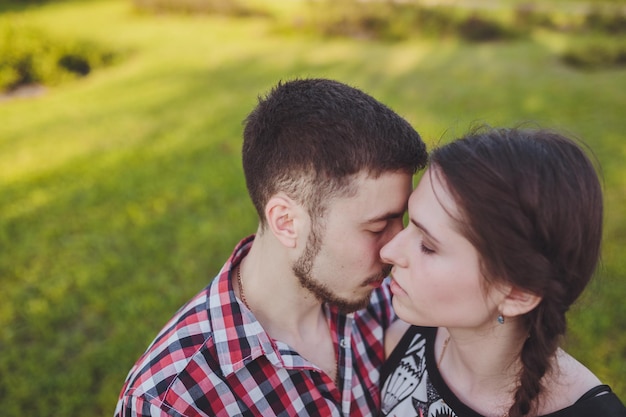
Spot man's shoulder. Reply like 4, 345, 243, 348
121, 283, 224, 393
115, 318, 223, 417
116, 239, 252, 415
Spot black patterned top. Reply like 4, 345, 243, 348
380, 326, 626, 417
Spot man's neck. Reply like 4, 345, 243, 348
236, 235, 327, 343
235, 236, 338, 379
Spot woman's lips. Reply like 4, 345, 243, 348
389, 276, 406, 296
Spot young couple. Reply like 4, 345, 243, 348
115, 79, 625, 416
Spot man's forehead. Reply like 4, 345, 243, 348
327, 172, 411, 220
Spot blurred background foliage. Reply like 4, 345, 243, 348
2, 0, 626, 92
0, 21, 123, 92
0, 0, 625, 416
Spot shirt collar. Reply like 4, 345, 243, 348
207, 235, 285, 376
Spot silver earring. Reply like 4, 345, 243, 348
497, 314, 505, 324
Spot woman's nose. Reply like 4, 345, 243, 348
380, 227, 405, 267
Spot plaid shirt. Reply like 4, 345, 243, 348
115, 236, 395, 417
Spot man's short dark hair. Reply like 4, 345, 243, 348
243, 78, 427, 226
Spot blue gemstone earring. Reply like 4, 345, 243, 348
497, 314, 505, 324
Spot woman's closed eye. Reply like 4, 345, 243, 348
420, 242, 435, 255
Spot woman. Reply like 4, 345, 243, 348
379, 127, 625, 417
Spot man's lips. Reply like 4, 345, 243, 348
364, 275, 385, 287
364, 267, 392, 288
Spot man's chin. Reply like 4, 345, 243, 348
330, 293, 373, 314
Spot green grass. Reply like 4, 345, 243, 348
0, 1, 625, 415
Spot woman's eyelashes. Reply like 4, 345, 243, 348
420, 239, 435, 255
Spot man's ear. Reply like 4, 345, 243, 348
498, 285, 542, 319
264, 194, 301, 248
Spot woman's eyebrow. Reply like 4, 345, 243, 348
410, 218, 441, 245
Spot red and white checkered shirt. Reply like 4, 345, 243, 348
114, 236, 395, 416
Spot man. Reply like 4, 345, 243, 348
115, 78, 427, 416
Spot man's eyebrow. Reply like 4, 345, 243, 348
363, 210, 406, 224
410, 218, 441, 245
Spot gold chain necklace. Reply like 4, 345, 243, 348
236, 265, 251, 310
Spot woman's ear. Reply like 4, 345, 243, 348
264, 194, 300, 248
499, 286, 542, 319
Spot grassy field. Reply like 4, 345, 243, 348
1, 1, 624, 415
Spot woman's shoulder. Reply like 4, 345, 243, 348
540, 349, 622, 415
544, 385, 626, 416
550, 349, 602, 403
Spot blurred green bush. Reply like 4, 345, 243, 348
131, 0, 263, 16
301, 1, 521, 42
562, 39, 626, 70
585, 6, 626, 34
124, 0, 626, 56
0, 22, 122, 92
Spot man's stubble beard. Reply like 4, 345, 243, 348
292, 220, 390, 314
